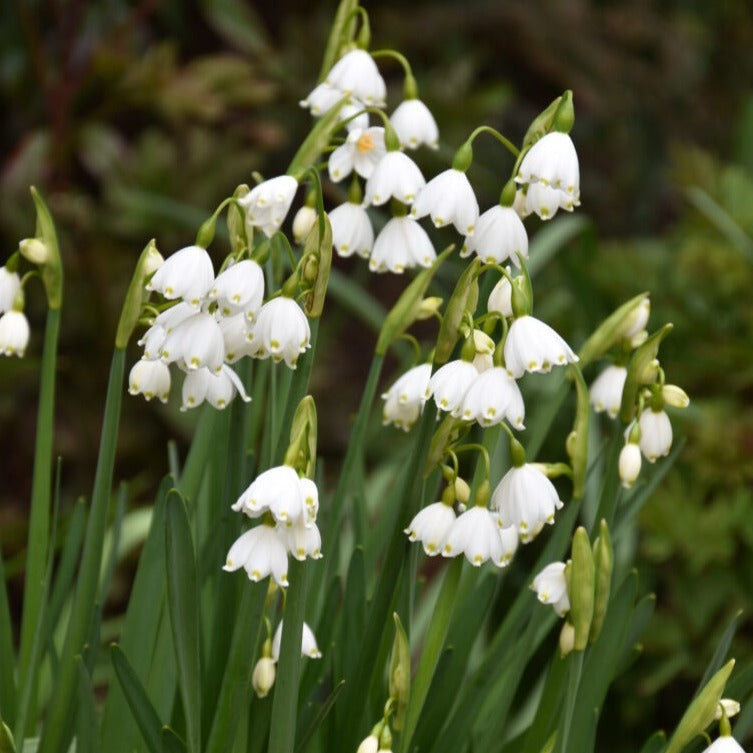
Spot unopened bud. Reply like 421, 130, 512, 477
251, 657, 276, 698
19, 237, 49, 265
472, 328, 494, 355
356, 735, 380, 753
662, 384, 690, 409
559, 621, 575, 657
414, 296, 443, 321
142, 246, 164, 277
454, 477, 471, 504
293, 206, 318, 244
487, 274, 513, 318
715, 699, 741, 720
619, 442, 642, 489
622, 297, 650, 340
570, 526, 595, 651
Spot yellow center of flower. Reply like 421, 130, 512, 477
356, 132, 374, 153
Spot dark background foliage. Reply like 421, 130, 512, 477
1, 1, 752, 749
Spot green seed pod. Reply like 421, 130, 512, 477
589, 519, 613, 643
284, 395, 318, 478
570, 526, 595, 651
301, 213, 333, 319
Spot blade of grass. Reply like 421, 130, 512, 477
38, 347, 125, 753
18, 307, 60, 735
75, 658, 97, 753
165, 491, 202, 753
0, 540, 16, 727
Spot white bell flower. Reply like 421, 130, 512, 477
271, 620, 322, 661
329, 127, 386, 182
472, 352, 494, 373
504, 315, 578, 379
426, 360, 478, 416
487, 273, 513, 319
516, 131, 580, 217
139, 302, 196, 359
128, 358, 171, 403
0, 268, 21, 313
160, 311, 225, 372
411, 169, 479, 235
390, 99, 439, 150
618, 441, 642, 489
701, 736, 746, 753
339, 100, 370, 132
0, 310, 30, 357
382, 363, 432, 431
240, 175, 298, 238
300, 82, 343, 115
638, 407, 673, 462
491, 464, 563, 543
461, 205, 528, 264
532, 562, 570, 616
589, 365, 627, 419
364, 151, 426, 206
404, 501, 456, 556
146, 245, 215, 307
209, 259, 265, 319
523, 181, 577, 220
284, 516, 322, 561
250, 296, 311, 368
223, 523, 289, 587
369, 216, 435, 274
218, 313, 254, 363
325, 48, 386, 107
442, 505, 505, 567
459, 367, 525, 429
329, 202, 374, 258
232, 465, 306, 525
357, 735, 380, 753
714, 700, 741, 720
181, 364, 250, 411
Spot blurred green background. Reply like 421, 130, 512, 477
1, 0, 752, 749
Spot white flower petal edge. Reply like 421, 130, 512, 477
427, 360, 479, 416
638, 408, 673, 462
382, 363, 432, 431
146, 245, 215, 307
222, 524, 289, 587
329, 202, 374, 258
364, 151, 425, 207
442, 506, 506, 567
250, 297, 311, 368
589, 365, 627, 418
239, 175, 298, 238
369, 216, 435, 274
462, 205, 528, 264
129, 358, 171, 403
0, 311, 30, 357
459, 367, 525, 429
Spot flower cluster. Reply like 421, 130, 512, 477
129, 241, 312, 410
223, 465, 322, 587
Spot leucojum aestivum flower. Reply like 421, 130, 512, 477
0, 2, 749, 753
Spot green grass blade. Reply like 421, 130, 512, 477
0, 541, 16, 727
161, 727, 188, 753
74, 658, 97, 753
696, 611, 741, 697
99, 476, 173, 752
18, 308, 60, 732
165, 490, 202, 753
268, 559, 311, 753
38, 347, 125, 753
638, 731, 667, 753
205, 581, 267, 753
110, 645, 164, 753
294, 680, 345, 753
521, 654, 569, 753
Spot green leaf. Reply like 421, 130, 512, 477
568, 366, 590, 501
165, 491, 202, 753
521, 655, 569, 753
0, 543, 16, 727
0, 722, 16, 753
204, 582, 266, 753
110, 645, 163, 753
638, 731, 667, 753
389, 613, 411, 733
696, 611, 741, 695
527, 215, 591, 278
665, 660, 736, 753
294, 680, 346, 753
161, 727, 187, 753
75, 658, 97, 753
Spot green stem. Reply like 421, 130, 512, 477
267, 559, 311, 753
38, 347, 126, 753
465, 125, 520, 159
400, 557, 464, 751
17, 307, 60, 733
